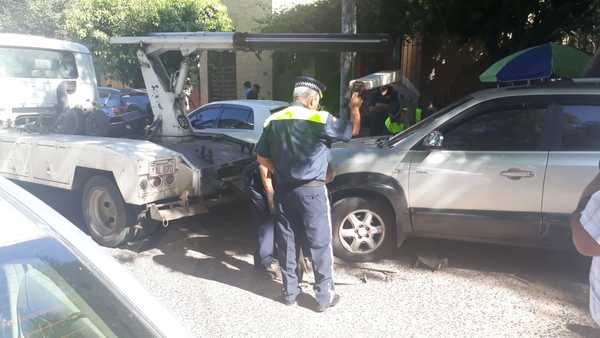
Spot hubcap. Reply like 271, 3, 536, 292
339, 209, 385, 254
88, 188, 118, 236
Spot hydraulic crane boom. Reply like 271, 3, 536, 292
110, 32, 392, 138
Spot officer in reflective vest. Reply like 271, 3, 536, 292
384, 106, 423, 134
255, 76, 362, 312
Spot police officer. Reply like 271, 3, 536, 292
255, 76, 362, 312
243, 160, 276, 278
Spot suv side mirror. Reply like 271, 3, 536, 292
422, 131, 444, 148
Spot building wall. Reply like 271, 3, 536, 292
221, 0, 273, 100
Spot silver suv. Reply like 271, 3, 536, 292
329, 83, 600, 261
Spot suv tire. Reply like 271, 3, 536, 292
331, 196, 393, 262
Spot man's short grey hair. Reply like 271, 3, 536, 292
293, 86, 320, 102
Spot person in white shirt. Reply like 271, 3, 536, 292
571, 172, 600, 326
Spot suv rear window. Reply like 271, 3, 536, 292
0, 47, 78, 79
442, 98, 546, 150
559, 105, 600, 149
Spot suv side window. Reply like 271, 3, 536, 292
188, 106, 221, 129
557, 96, 600, 150
219, 106, 253, 129
441, 98, 547, 151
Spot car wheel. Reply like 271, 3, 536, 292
331, 196, 393, 262
84, 110, 111, 137
82, 175, 133, 247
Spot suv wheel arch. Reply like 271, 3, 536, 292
328, 172, 411, 252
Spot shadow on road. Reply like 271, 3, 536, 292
370, 237, 591, 313
151, 203, 281, 301
566, 323, 600, 337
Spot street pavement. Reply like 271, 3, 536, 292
23, 183, 600, 337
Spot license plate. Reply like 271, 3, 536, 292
149, 160, 175, 177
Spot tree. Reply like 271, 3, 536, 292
65, 0, 233, 86
0, 0, 70, 38
262, 0, 600, 106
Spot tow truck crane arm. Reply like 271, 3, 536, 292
109, 32, 391, 138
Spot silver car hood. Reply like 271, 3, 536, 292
330, 137, 408, 176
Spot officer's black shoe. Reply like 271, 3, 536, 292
316, 294, 340, 313
275, 295, 297, 306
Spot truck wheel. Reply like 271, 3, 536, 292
54, 108, 83, 135
331, 196, 393, 262
85, 110, 111, 137
82, 175, 132, 247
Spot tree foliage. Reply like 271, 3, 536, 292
262, 0, 600, 106
65, 0, 233, 86
0, 0, 70, 37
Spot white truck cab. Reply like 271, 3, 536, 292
0, 34, 98, 127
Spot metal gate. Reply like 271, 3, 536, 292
207, 51, 236, 102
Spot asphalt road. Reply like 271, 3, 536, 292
23, 183, 600, 337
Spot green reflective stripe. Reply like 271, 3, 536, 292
264, 106, 329, 127
385, 116, 404, 134
415, 108, 422, 123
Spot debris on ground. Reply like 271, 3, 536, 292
415, 256, 449, 271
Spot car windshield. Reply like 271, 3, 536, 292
0, 237, 156, 338
386, 95, 473, 146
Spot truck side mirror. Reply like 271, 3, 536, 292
422, 131, 444, 148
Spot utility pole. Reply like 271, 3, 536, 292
339, 0, 356, 119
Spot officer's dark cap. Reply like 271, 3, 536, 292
294, 76, 326, 98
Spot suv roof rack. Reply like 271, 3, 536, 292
503, 78, 600, 90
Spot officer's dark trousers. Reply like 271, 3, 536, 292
275, 185, 334, 305
248, 183, 274, 269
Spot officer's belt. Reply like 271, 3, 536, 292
279, 180, 325, 190
302, 180, 326, 187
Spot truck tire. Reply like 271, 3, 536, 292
331, 196, 393, 262
84, 110, 111, 137
82, 175, 132, 247
54, 108, 83, 135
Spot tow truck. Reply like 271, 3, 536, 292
0, 32, 391, 247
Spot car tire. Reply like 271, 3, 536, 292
85, 110, 111, 137
331, 196, 394, 262
82, 175, 133, 247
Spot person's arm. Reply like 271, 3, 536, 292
571, 175, 600, 256
258, 163, 274, 211
326, 164, 336, 184
571, 211, 600, 256
255, 123, 273, 172
257, 155, 274, 173
350, 92, 362, 136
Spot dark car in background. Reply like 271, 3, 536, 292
91, 87, 153, 135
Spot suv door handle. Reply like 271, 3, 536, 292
500, 168, 535, 180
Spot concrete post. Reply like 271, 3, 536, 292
199, 50, 209, 105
